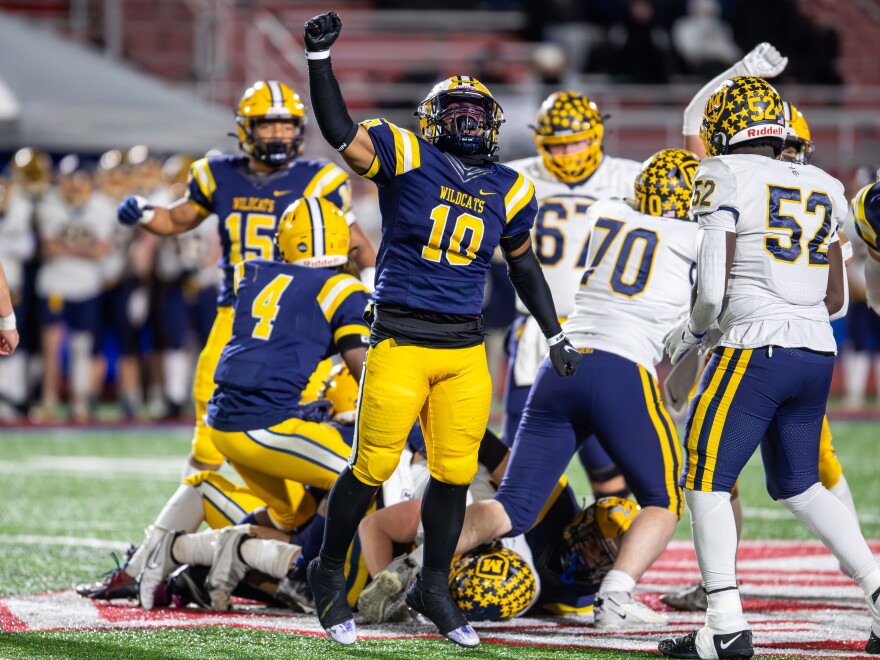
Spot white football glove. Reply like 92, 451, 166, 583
664, 317, 704, 366
734, 42, 788, 79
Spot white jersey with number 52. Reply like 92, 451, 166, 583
564, 198, 698, 376
690, 155, 845, 353
506, 156, 641, 317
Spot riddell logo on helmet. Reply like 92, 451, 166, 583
746, 125, 784, 138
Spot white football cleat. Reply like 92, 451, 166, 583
594, 591, 669, 628
138, 526, 181, 611
205, 525, 253, 611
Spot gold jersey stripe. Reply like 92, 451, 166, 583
333, 324, 369, 345
387, 122, 421, 175
362, 155, 381, 180
854, 183, 878, 248
232, 261, 246, 296
504, 173, 535, 223
304, 164, 349, 200
190, 158, 217, 204
317, 274, 369, 322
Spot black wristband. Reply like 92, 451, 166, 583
477, 428, 509, 474
505, 247, 562, 338
307, 57, 359, 152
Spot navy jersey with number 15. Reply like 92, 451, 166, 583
360, 119, 537, 315
206, 259, 370, 432
186, 155, 352, 307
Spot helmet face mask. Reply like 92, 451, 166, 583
700, 76, 785, 158
634, 149, 700, 221
533, 91, 604, 184
236, 81, 306, 168
417, 77, 504, 159
275, 196, 350, 269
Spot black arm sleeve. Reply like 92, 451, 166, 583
503, 236, 563, 338
307, 57, 359, 152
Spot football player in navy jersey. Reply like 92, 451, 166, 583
116, 80, 376, 478
136, 196, 372, 611
302, 10, 581, 649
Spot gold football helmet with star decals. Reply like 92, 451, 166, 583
236, 80, 306, 167
533, 91, 604, 183
780, 101, 814, 165
558, 497, 640, 588
634, 149, 700, 221
276, 197, 349, 268
416, 76, 504, 159
700, 76, 785, 157
449, 542, 537, 621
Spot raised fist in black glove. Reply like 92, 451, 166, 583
548, 333, 582, 377
304, 11, 342, 53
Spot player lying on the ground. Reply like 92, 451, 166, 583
362, 147, 703, 630
658, 75, 880, 660
356, 432, 639, 624
75, 426, 513, 616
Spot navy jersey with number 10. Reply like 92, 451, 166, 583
206, 259, 370, 432
360, 119, 537, 315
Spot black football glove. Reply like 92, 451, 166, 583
548, 335, 582, 377
304, 11, 342, 53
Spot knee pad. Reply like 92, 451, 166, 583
428, 455, 478, 488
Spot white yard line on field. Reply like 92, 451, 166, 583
0, 533, 129, 551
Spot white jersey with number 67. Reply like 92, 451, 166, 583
505, 155, 641, 317
690, 154, 845, 353
564, 198, 699, 377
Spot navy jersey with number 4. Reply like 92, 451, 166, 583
360, 119, 537, 315
206, 259, 370, 432
186, 154, 352, 307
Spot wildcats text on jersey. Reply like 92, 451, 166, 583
439, 186, 486, 214
231, 197, 277, 213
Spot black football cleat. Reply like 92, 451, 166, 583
167, 565, 212, 609
867, 630, 880, 654
306, 558, 356, 645
405, 573, 479, 648
659, 628, 753, 659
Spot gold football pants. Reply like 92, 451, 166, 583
191, 306, 234, 466
210, 416, 350, 531
351, 339, 491, 487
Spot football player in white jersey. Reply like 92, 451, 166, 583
662, 97, 862, 613
503, 90, 641, 496
35, 156, 116, 422
402, 148, 700, 630
852, 170, 880, 314
660, 77, 880, 660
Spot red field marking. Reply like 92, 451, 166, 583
2, 540, 878, 658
